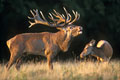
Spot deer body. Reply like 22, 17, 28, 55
80, 40, 113, 62
7, 30, 73, 56
6, 7, 82, 70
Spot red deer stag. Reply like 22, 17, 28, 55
80, 39, 113, 62
6, 7, 83, 70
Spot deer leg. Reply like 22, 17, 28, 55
6, 51, 22, 70
97, 57, 101, 63
6, 62, 8, 68
106, 57, 111, 63
97, 57, 100, 62
47, 54, 53, 70
15, 57, 23, 70
6, 55, 17, 70
100, 58, 104, 62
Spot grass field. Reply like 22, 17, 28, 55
0, 60, 120, 80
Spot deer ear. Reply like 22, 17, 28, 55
89, 39, 96, 46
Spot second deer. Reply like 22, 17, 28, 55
80, 39, 113, 62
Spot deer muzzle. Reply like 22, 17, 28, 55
79, 26, 83, 34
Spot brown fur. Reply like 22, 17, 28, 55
6, 26, 82, 70
80, 40, 113, 62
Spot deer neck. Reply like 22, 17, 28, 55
55, 30, 73, 52
91, 47, 104, 58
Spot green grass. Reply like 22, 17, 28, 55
0, 60, 120, 80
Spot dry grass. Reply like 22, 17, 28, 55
0, 60, 120, 80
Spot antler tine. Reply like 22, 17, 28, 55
28, 10, 36, 20
62, 14, 65, 19
28, 10, 37, 28
49, 12, 59, 21
77, 13, 80, 20
76, 11, 80, 20
28, 9, 52, 28
53, 9, 63, 18
63, 7, 72, 23
52, 9, 66, 25
53, 9, 65, 21
67, 13, 72, 23
39, 11, 49, 22
49, 13, 54, 20
28, 21, 35, 28
69, 10, 80, 24
35, 9, 45, 22
49, 11, 67, 27
48, 13, 57, 25
30, 9, 35, 17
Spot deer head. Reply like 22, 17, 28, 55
80, 39, 96, 58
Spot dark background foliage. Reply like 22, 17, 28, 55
0, 0, 120, 62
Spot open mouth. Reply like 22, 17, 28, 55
78, 29, 83, 34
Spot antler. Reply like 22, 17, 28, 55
28, 7, 80, 28
28, 9, 53, 28
69, 10, 80, 24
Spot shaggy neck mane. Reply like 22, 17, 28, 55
53, 30, 73, 52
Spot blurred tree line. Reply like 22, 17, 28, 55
0, 0, 120, 62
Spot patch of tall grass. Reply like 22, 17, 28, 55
0, 60, 120, 80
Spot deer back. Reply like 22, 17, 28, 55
96, 40, 113, 58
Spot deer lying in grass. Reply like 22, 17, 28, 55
80, 39, 113, 62
6, 7, 83, 70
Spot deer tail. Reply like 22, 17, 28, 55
6, 36, 16, 49
6, 40, 11, 49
